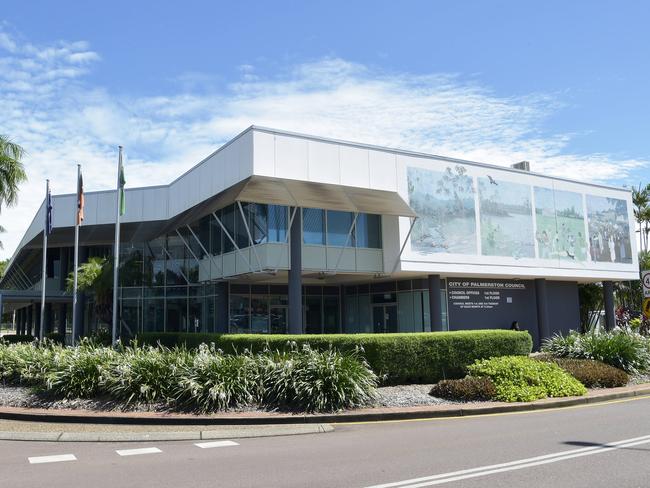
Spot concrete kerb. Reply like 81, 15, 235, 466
0, 385, 649, 442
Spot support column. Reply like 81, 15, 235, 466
27, 305, 33, 336
18, 308, 24, 335
33, 304, 41, 340
288, 207, 303, 334
59, 303, 67, 336
535, 278, 550, 349
44, 302, 53, 337
603, 281, 616, 331
428, 274, 443, 332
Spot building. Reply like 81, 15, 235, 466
0, 127, 639, 347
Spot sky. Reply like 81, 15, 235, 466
0, 0, 649, 258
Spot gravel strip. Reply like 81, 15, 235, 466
374, 384, 455, 407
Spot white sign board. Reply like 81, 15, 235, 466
643, 270, 650, 298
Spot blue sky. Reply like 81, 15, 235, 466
0, 0, 649, 257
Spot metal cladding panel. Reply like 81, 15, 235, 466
95, 192, 115, 224
238, 130, 255, 181
52, 194, 76, 228
223, 141, 240, 189
275, 135, 309, 180
252, 130, 275, 177
368, 150, 398, 191
340, 145, 370, 187
308, 140, 340, 184
142, 187, 168, 221
123, 189, 144, 222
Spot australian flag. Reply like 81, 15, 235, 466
45, 186, 53, 235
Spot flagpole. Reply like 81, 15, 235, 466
111, 147, 123, 346
39, 179, 49, 341
72, 164, 81, 346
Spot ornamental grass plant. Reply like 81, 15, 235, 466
0, 340, 378, 412
542, 330, 650, 374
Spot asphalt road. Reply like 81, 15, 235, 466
3, 396, 650, 488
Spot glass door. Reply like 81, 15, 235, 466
270, 306, 287, 334
373, 304, 398, 333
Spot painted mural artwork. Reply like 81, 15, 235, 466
407, 165, 477, 254
478, 176, 535, 258
586, 195, 633, 263
534, 187, 587, 261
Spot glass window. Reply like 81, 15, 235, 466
143, 298, 164, 332
303, 208, 325, 245
235, 202, 250, 248
268, 205, 287, 242
356, 214, 382, 248
250, 296, 269, 333
397, 292, 415, 333
222, 205, 236, 253
358, 295, 372, 333
166, 297, 188, 333
304, 295, 322, 334
327, 210, 355, 247
229, 294, 250, 333
344, 296, 360, 333
323, 296, 339, 334
210, 211, 222, 255
249, 203, 268, 244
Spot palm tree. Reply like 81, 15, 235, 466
632, 183, 650, 252
0, 135, 27, 249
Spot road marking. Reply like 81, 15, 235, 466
194, 440, 239, 449
115, 447, 162, 457
363, 433, 650, 487
338, 393, 650, 426
28, 454, 77, 464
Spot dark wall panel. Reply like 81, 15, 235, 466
546, 281, 580, 336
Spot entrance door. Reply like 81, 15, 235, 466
373, 304, 398, 333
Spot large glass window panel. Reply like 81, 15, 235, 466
143, 298, 164, 332
358, 295, 372, 333
210, 211, 222, 255
249, 203, 268, 244
166, 298, 188, 333
304, 295, 322, 334
344, 296, 360, 333
413, 291, 424, 332
250, 296, 269, 333
397, 292, 415, 332
196, 217, 210, 258
144, 239, 165, 287
356, 214, 382, 248
229, 294, 250, 333
327, 210, 355, 247
268, 205, 288, 242
235, 202, 250, 249
165, 235, 187, 286
303, 208, 325, 245
222, 205, 236, 253
323, 296, 339, 334
423, 292, 431, 332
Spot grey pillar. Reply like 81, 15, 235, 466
288, 208, 303, 334
0, 293, 3, 330
58, 303, 67, 335
428, 274, 443, 332
535, 278, 550, 350
27, 305, 33, 336
44, 302, 53, 337
18, 308, 24, 335
59, 247, 69, 290
603, 281, 616, 331
33, 304, 41, 339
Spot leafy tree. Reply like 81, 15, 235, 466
0, 259, 7, 277
0, 135, 27, 249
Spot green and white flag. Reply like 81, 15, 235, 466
118, 158, 126, 216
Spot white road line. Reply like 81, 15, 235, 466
364, 433, 650, 488
28, 454, 77, 465
194, 440, 240, 449
115, 447, 162, 457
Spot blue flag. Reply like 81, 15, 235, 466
45, 187, 53, 235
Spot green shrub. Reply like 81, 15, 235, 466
429, 377, 496, 402
1, 334, 35, 344
103, 345, 192, 404
45, 345, 117, 398
136, 330, 533, 385
468, 356, 587, 402
263, 346, 378, 412
535, 355, 629, 388
542, 330, 650, 374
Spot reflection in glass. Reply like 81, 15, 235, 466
303, 208, 325, 245
327, 210, 355, 247
229, 294, 250, 333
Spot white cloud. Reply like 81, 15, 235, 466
0, 31, 647, 259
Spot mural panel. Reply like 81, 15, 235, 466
407, 165, 477, 254
586, 195, 633, 263
534, 188, 587, 261
478, 176, 534, 258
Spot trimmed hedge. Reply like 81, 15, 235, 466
0, 334, 35, 344
136, 330, 533, 385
